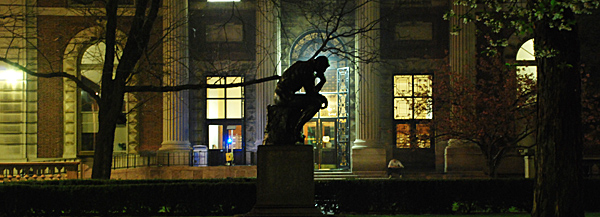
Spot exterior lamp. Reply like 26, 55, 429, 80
0, 68, 24, 87
0, 69, 22, 82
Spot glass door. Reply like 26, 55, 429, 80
304, 120, 337, 170
301, 67, 350, 171
208, 124, 242, 165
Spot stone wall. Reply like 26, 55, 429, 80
110, 166, 257, 180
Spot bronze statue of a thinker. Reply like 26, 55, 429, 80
264, 56, 330, 145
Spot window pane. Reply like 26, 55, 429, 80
226, 99, 243, 119
207, 77, 225, 98
208, 125, 223, 149
81, 69, 102, 85
396, 124, 410, 148
81, 42, 106, 64
81, 91, 99, 111
207, 77, 224, 85
82, 112, 99, 132
81, 133, 96, 151
516, 39, 535, 61
338, 68, 349, 92
114, 125, 127, 152
207, 99, 225, 119
416, 124, 431, 148
208, 88, 225, 98
321, 69, 337, 92
226, 77, 242, 84
414, 98, 433, 119
320, 94, 338, 118
226, 125, 243, 149
226, 87, 242, 98
338, 93, 347, 117
394, 98, 412, 119
414, 75, 432, 97
394, 75, 412, 97
517, 66, 537, 81
226, 77, 243, 98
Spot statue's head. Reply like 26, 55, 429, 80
314, 56, 330, 72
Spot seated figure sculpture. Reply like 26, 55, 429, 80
263, 56, 330, 145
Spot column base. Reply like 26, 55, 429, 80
159, 140, 192, 151
158, 141, 192, 165
352, 140, 386, 172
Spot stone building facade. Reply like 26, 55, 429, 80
0, 0, 598, 177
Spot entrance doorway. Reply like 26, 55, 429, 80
303, 67, 350, 171
305, 120, 337, 169
207, 124, 244, 166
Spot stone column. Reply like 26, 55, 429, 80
441, 4, 477, 172
449, 5, 476, 77
160, 0, 191, 153
254, 0, 280, 149
352, 0, 386, 172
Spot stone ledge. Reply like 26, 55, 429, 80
111, 165, 257, 179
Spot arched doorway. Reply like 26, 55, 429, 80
290, 30, 351, 171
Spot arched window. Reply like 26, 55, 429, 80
516, 38, 536, 80
79, 42, 127, 154
516, 38, 536, 104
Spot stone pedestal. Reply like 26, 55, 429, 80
243, 145, 322, 217
444, 140, 485, 172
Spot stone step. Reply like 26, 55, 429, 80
314, 171, 387, 180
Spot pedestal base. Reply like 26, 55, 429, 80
351, 145, 387, 172
242, 145, 323, 217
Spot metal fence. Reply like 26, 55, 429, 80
112, 150, 208, 169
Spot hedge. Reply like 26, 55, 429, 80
1, 178, 598, 216
0, 179, 256, 216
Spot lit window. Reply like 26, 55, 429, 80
79, 42, 127, 153
516, 39, 536, 81
516, 39, 536, 103
394, 75, 432, 120
206, 76, 244, 119
394, 74, 433, 148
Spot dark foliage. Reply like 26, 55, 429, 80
1, 178, 599, 216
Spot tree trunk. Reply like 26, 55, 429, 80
90, 0, 160, 179
91, 95, 124, 179
532, 6, 584, 217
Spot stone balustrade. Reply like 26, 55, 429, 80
0, 162, 80, 182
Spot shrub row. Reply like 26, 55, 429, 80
316, 179, 533, 214
316, 178, 600, 214
1, 178, 598, 216
0, 179, 256, 216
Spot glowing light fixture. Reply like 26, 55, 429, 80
0, 68, 23, 84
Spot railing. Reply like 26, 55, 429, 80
112, 151, 207, 169
0, 162, 80, 182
